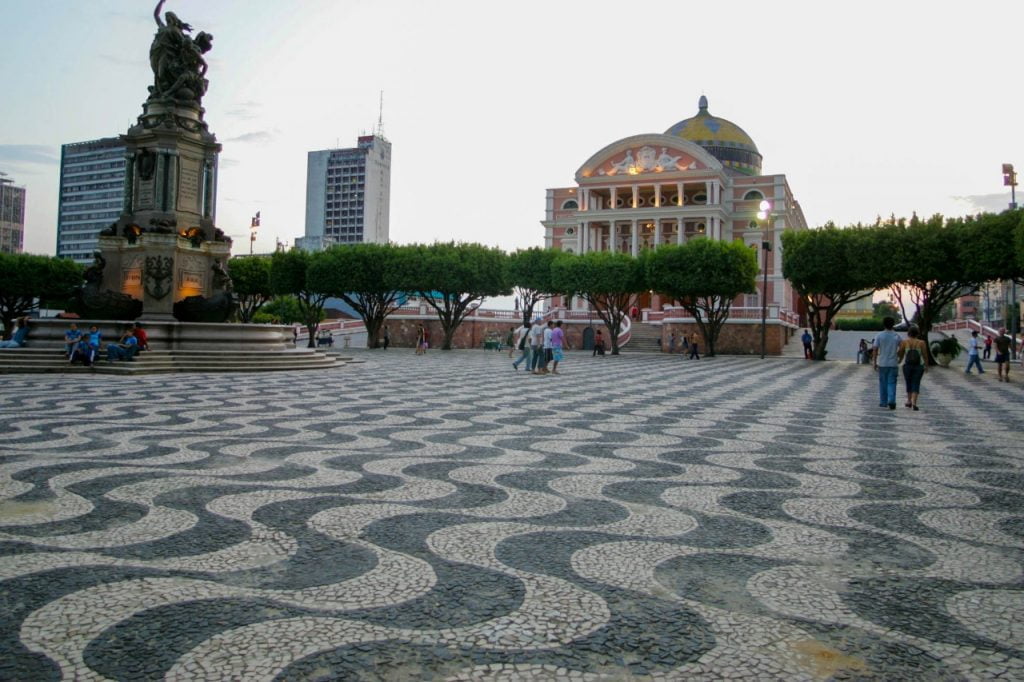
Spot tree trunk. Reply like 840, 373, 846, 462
306, 323, 316, 348
364, 318, 382, 349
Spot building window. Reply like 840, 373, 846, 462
743, 190, 764, 201
561, 200, 578, 210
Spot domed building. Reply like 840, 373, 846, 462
541, 96, 808, 354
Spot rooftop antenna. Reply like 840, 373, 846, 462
375, 90, 385, 138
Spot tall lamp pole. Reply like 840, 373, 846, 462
758, 200, 773, 359
1004, 165, 1018, 358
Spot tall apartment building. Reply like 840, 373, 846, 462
298, 134, 391, 251
57, 137, 127, 264
0, 173, 26, 254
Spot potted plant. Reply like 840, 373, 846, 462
930, 336, 962, 368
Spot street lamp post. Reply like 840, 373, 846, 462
758, 200, 772, 359
1003, 164, 1019, 358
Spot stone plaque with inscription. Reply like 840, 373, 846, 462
177, 156, 201, 213
136, 179, 156, 210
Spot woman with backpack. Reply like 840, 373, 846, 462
898, 325, 928, 411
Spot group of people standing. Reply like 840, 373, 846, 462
413, 324, 430, 355
512, 317, 566, 375
965, 328, 1015, 382
667, 332, 701, 359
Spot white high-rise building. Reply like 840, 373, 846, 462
0, 173, 26, 254
298, 134, 391, 251
57, 137, 127, 264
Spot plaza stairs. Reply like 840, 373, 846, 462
0, 347, 354, 375
623, 321, 663, 353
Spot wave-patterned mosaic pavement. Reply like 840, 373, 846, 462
1, 351, 1023, 680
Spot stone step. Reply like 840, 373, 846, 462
0, 348, 345, 374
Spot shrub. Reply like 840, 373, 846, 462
930, 336, 962, 359
834, 317, 885, 331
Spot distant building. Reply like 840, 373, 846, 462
57, 137, 127, 264
0, 173, 26, 253
298, 134, 391, 251
543, 96, 807, 319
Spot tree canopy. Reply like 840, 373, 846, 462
228, 256, 273, 323
551, 250, 644, 355
308, 243, 411, 348
403, 242, 510, 350
508, 247, 562, 327
270, 250, 329, 348
647, 238, 758, 356
0, 253, 82, 338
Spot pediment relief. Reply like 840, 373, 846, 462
596, 144, 701, 176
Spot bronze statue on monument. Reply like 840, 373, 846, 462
76, 0, 235, 323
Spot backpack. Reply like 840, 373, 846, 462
905, 347, 921, 366
518, 330, 527, 350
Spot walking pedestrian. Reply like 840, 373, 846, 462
898, 325, 927, 411
983, 335, 993, 360
414, 324, 424, 355
593, 329, 605, 357
964, 330, 984, 374
382, 325, 390, 350
537, 320, 554, 375
506, 326, 516, 357
529, 317, 545, 372
873, 316, 901, 410
688, 332, 700, 360
995, 328, 1013, 382
551, 320, 565, 374
668, 333, 676, 354
512, 321, 532, 371
801, 328, 813, 359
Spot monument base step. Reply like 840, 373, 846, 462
0, 348, 348, 375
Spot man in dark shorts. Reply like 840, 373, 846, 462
994, 328, 1013, 382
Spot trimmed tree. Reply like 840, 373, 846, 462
646, 238, 758, 357
270, 250, 329, 348
0, 253, 82, 338
405, 242, 510, 350
781, 224, 892, 360
228, 256, 273, 323
508, 247, 561, 327
307, 243, 411, 348
550, 250, 644, 355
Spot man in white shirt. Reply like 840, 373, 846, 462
872, 316, 901, 409
512, 321, 532, 371
537, 320, 554, 375
965, 330, 984, 375
528, 317, 545, 372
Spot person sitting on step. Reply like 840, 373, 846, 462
106, 327, 140, 362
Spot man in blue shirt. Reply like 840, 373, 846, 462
106, 327, 139, 362
0, 317, 30, 348
64, 323, 83, 359
873, 316, 902, 410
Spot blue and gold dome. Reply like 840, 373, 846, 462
665, 96, 762, 175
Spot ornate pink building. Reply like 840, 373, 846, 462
542, 96, 808, 326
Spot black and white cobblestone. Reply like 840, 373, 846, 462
1, 350, 1023, 679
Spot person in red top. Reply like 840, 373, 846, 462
983, 334, 993, 360
132, 322, 150, 351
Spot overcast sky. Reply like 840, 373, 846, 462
2, 0, 1022, 257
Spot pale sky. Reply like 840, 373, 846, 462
2, 0, 1023, 258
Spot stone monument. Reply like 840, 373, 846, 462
87, 0, 234, 322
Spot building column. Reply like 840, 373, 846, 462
631, 185, 639, 209
576, 221, 584, 253
631, 219, 639, 257
704, 180, 711, 205
654, 183, 661, 208
676, 217, 684, 245
610, 186, 617, 210
654, 220, 661, 247
676, 182, 684, 206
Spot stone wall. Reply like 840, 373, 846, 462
661, 322, 793, 355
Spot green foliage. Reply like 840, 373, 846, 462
403, 242, 510, 350
782, 224, 893, 359
255, 296, 312, 325
551, 250, 645, 354
228, 256, 273, 323
834, 317, 885, 331
0, 253, 82, 338
872, 301, 901, 321
930, 336, 962, 359
270, 250, 330, 347
307, 243, 411, 348
646, 239, 758, 356
508, 247, 561, 326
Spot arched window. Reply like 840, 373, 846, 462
561, 199, 579, 210
743, 190, 764, 201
